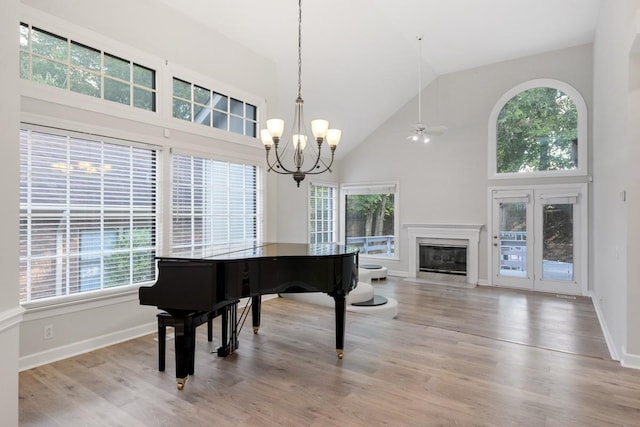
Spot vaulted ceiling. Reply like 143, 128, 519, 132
159, 0, 602, 157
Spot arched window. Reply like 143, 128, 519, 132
488, 79, 587, 179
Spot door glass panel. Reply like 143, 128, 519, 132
542, 203, 573, 281
499, 202, 527, 277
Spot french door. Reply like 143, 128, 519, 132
490, 185, 587, 295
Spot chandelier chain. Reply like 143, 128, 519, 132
298, 0, 303, 99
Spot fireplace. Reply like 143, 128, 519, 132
419, 244, 467, 276
405, 224, 482, 286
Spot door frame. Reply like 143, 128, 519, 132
490, 189, 534, 290
487, 183, 589, 296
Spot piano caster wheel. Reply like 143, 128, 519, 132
253, 327, 259, 334
177, 378, 187, 390
337, 350, 344, 359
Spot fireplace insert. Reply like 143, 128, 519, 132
419, 245, 467, 275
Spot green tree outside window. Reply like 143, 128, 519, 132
497, 87, 578, 173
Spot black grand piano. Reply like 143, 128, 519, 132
139, 242, 358, 389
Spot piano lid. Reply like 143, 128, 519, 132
158, 242, 359, 262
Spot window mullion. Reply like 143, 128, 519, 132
100, 141, 105, 291
26, 131, 33, 302
190, 156, 196, 251
64, 135, 72, 297
129, 145, 134, 285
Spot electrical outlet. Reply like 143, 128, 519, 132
44, 324, 53, 340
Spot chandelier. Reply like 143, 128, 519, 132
260, 0, 341, 187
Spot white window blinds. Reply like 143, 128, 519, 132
539, 193, 579, 205
171, 153, 259, 256
19, 128, 158, 303
309, 183, 337, 244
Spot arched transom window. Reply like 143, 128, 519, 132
489, 79, 587, 178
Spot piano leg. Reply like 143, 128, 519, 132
251, 295, 261, 334
172, 314, 195, 390
333, 293, 347, 359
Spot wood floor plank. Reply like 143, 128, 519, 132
19, 278, 640, 426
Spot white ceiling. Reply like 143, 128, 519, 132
159, 0, 602, 157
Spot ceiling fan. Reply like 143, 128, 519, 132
408, 36, 447, 144
409, 122, 447, 143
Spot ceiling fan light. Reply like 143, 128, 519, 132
406, 36, 445, 145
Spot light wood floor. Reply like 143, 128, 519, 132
19, 278, 640, 426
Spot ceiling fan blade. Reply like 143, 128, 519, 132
425, 125, 448, 136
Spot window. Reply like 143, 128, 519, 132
488, 79, 587, 178
309, 183, 337, 244
171, 153, 261, 255
19, 128, 158, 303
172, 77, 257, 138
20, 23, 157, 111
341, 183, 398, 258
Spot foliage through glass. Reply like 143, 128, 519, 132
345, 193, 395, 256
19, 23, 156, 112
497, 87, 577, 174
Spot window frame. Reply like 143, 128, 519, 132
171, 76, 257, 138
340, 182, 400, 261
20, 22, 158, 113
488, 79, 588, 180
308, 181, 338, 244
164, 62, 265, 148
169, 150, 264, 256
19, 124, 160, 305
20, 6, 164, 128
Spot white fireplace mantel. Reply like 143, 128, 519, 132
405, 224, 483, 284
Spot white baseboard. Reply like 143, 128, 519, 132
621, 347, 640, 370
19, 321, 156, 372
388, 270, 408, 278
588, 290, 619, 361
18, 296, 271, 372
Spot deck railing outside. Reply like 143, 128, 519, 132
346, 235, 394, 256
499, 231, 527, 274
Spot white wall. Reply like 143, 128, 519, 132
592, 0, 640, 366
628, 55, 640, 362
17, 0, 279, 369
0, 0, 21, 423
338, 44, 593, 281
